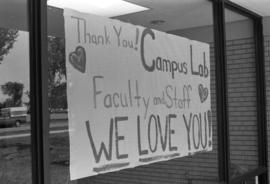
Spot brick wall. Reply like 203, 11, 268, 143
226, 38, 259, 177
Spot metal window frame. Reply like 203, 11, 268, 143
28, 0, 50, 183
212, 0, 230, 183
28, 0, 268, 184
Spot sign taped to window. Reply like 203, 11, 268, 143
64, 9, 212, 180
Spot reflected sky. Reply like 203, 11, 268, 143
0, 31, 29, 103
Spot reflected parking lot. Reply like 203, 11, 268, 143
0, 113, 69, 184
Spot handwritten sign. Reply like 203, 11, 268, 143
64, 9, 212, 180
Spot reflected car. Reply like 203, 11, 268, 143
0, 107, 28, 127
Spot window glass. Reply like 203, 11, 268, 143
47, 1, 219, 183
0, 0, 31, 183
225, 8, 259, 180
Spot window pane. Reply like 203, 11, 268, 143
225, 8, 259, 179
47, 1, 219, 183
0, 0, 31, 183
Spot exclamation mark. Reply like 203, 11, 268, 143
134, 28, 140, 51
208, 110, 212, 147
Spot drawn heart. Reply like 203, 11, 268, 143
198, 84, 208, 103
69, 46, 86, 73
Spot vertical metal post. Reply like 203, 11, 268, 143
28, 0, 50, 183
213, 0, 229, 183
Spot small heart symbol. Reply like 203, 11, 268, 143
198, 84, 208, 103
69, 46, 86, 73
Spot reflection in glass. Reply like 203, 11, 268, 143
0, 28, 31, 184
48, 36, 70, 184
225, 8, 259, 179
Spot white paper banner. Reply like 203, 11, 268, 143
64, 9, 212, 180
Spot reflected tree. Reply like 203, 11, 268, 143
0, 28, 18, 63
50, 83, 67, 109
1, 81, 24, 107
48, 36, 67, 110
0, 28, 20, 108
0, 34, 68, 110
24, 90, 30, 112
